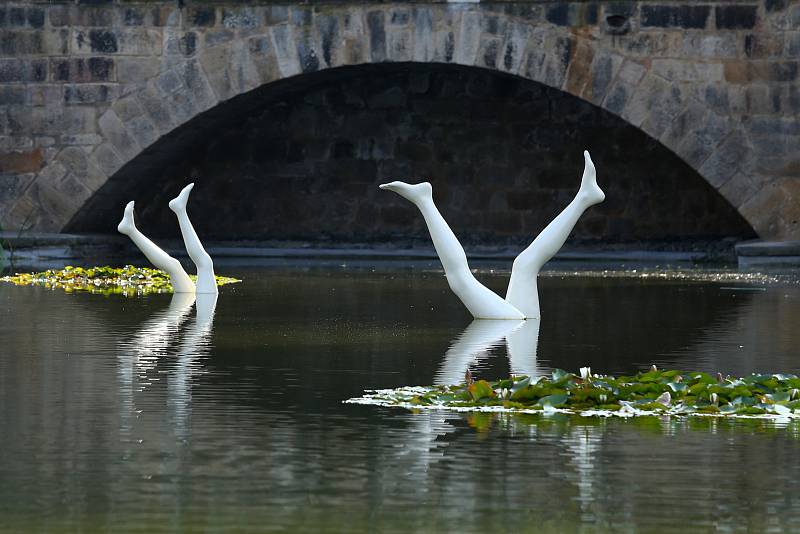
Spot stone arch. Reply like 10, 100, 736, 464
8, 4, 780, 238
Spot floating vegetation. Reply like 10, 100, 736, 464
0, 265, 240, 296
346, 367, 800, 420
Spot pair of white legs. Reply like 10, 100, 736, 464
380, 150, 604, 319
117, 183, 218, 294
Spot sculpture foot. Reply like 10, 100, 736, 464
379, 181, 432, 204
579, 150, 605, 206
117, 201, 136, 236
168, 183, 194, 214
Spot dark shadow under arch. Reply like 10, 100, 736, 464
67, 63, 756, 244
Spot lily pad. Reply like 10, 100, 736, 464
346, 368, 800, 420
1, 265, 241, 296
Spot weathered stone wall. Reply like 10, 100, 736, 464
0, 1, 797, 240
77, 63, 753, 244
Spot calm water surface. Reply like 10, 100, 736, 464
1, 262, 800, 533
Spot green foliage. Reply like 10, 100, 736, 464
349, 368, 800, 419
0, 265, 241, 296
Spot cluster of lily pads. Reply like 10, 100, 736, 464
346, 367, 800, 419
0, 265, 240, 296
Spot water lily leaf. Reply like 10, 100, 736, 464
551, 369, 571, 382
766, 392, 791, 403
538, 394, 568, 408
510, 377, 530, 396
667, 382, 688, 393
468, 380, 496, 401
772, 404, 792, 416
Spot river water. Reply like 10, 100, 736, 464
1, 261, 799, 532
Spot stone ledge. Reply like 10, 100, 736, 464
736, 240, 800, 267
736, 240, 800, 257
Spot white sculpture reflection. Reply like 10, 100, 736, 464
401, 319, 541, 478
380, 150, 604, 319
435, 318, 541, 385
168, 292, 218, 437
117, 183, 218, 294
116, 291, 217, 439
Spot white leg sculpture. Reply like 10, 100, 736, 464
169, 183, 218, 295
380, 150, 604, 319
505, 151, 605, 318
117, 200, 195, 293
379, 181, 524, 320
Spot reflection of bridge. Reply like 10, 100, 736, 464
0, 1, 798, 241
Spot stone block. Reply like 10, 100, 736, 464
49, 6, 112, 28
718, 171, 757, 207
475, 36, 500, 70
313, 14, 338, 68
0, 148, 43, 173
205, 29, 235, 48
744, 84, 775, 114
222, 7, 258, 29
641, 5, 710, 29
290, 7, 313, 27
198, 44, 235, 100
125, 114, 159, 149
0, 86, 26, 106
28, 85, 62, 107
64, 84, 119, 105
270, 24, 301, 77
60, 133, 103, 146
455, 11, 480, 65
297, 36, 321, 73
787, 32, 800, 57
177, 59, 217, 112
187, 7, 216, 28
88, 142, 123, 179
681, 34, 738, 58
56, 146, 88, 177
164, 31, 198, 57
264, 6, 288, 25
72, 29, 162, 56
135, 83, 176, 134
652, 59, 723, 82
150, 6, 180, 28
698, 129, 748, 188
43, 29, 70, 56
24, 107, 96, 136
366, 10, 387, 62
744, 34, 784, 58
115, 57, 159, 84
412, 7, 433, 62
0, 59, 46, 83
387, 28, 412, 62
724, 60, 798, 83
123, 7, 145, 27
498, 21, 529, 74
52, 58, 114, 83
561, 38, 591, 95
0, 31, 44, 56
545, 3, 598, 27
715, 6, 758, 30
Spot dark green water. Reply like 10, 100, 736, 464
2, 262, 800, 533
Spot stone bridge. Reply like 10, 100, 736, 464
0, 0, 798, 240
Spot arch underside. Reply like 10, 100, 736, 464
66, 62, 755, 244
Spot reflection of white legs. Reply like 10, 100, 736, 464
435, 319, 524, 385
506, 318, 541, 378
506, 151, 604, 318
380, 181, 524, 320
169, 183, 218, 295
117, 200, 195, 293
